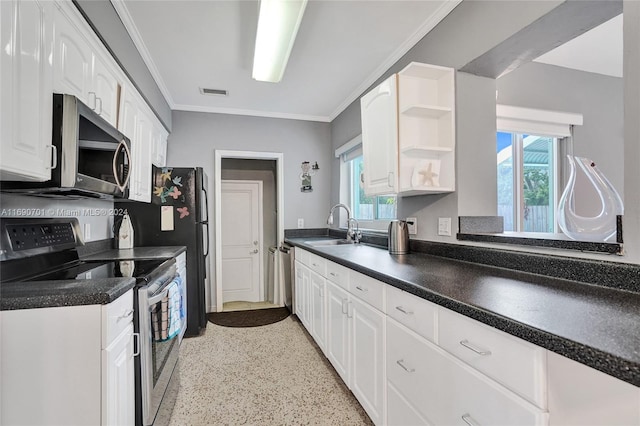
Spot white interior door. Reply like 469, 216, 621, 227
221, 180, 263, 303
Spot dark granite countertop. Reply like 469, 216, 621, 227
286, 237, 640, 387
81, 246, 186, 261
0, 277, 135, 310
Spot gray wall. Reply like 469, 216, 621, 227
74, 0, 172, 129
497, 61, 623, 216
168, 111, 332, 229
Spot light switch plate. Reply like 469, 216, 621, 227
297, 218, 304, 229
438, 217, 452, 236
406, 217, 417, 235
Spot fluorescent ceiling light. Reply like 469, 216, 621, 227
252, 0, 308, 83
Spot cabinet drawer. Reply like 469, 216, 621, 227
326, 261, 349, 291
308, 253, 326, 276
438, 308, 547, 409
295, 247, 309, 266
349, 270, 385, 312
387, 381, 431, 426
102, 289, 133, 348
386, 285, 437, 343
388, 319, 547, 426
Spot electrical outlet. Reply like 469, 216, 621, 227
84, 223, 91, 241
438, 217, 452, 236
297, 218, 304, 229
406, 217, 417, 235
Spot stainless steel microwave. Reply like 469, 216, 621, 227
2, 94, 131, 198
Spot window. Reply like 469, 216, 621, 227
348, 155, 397, 222
336, 135, 396, 231
497, 132, 558, 232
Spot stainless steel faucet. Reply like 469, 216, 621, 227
327, 203, 361, 243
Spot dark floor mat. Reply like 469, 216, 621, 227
207, 307, 290, 328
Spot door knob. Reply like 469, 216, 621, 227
253, 240, 258, 245
250, 249, 259, 254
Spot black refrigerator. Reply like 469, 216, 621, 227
118, 166, 209, 337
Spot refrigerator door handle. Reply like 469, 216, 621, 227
201, 180, 209, 224
202, 221, 210, 258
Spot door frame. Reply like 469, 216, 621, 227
214, 150, 284, 312
220, 179, 264, 303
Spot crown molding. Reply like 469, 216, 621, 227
172, 103, 331, 123
110, 0, 176, 108
328, 0, 462, 121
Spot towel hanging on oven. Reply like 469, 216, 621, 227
151, 275, 183, 342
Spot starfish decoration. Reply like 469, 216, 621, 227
418, 163, 439, 187
172, 176, 183, 187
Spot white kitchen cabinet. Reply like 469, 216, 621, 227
360, 74, 398, 196
102, 323, 135, 426
294, 259, 311, 329
326, 280, 351, 385
152, 124, 168, 167
397, 62, 456, 195
387, 317, 547, 426
350, 295, 386, 425
547, 351, 640, 426
0, 289, 135, 425
0, 0, 55, 182
360, 62, 456, 197
53, 3, 92, 105
120, 85, 153, 202
53, 2, 122, 127
310, 269, 327, 352
92, 53, 121, 127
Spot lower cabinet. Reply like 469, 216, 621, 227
102, 323, 135, 426
294, 248, 640, 426
349, 295, 386, 425
310, 269, 327, 351
0, 289, 135, 425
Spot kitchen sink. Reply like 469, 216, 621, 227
304, 239, 355, 246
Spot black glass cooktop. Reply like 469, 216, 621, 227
22, 259, 167, 282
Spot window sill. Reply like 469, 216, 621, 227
457, 231, 622, 255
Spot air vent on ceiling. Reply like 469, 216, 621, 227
200, 88, 228, 96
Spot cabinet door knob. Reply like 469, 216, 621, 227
250, 249, 259, 254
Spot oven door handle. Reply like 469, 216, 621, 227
147, 287, 170, 306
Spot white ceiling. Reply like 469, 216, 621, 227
534, 14, 623, 78
113, 0, 461, 122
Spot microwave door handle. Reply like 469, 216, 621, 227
113, 139, 132, 192
147, 287, 170, 306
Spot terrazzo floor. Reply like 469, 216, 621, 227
169, 316, 372, 425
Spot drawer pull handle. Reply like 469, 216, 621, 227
329, 272, 337, 277
460, 339, 492, 356
462, 413, 480, 426
117, 309, 134, 321
355, 286, 368, 292
395, 306, 413, 315
396, 359, 415, 373
312, 263, 319, 267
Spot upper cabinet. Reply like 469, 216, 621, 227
0, 0, 55, 182
1, 0, 169, 198
360, 74, 398, 196
53, 3, 122, 128
360, 62, 456, 197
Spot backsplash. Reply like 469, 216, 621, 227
1, 194, 115, 242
